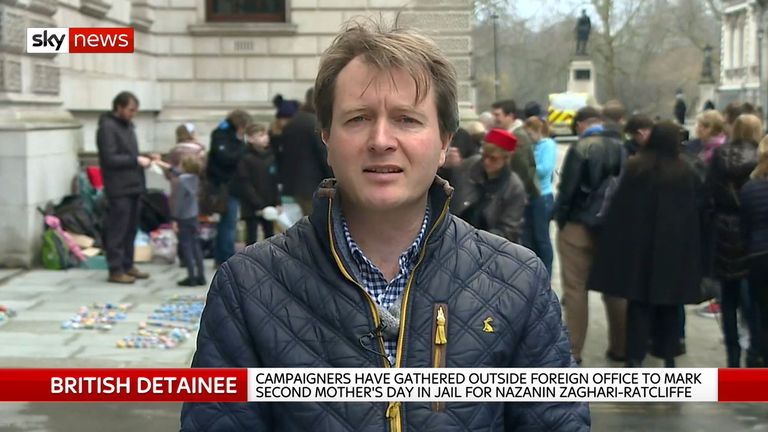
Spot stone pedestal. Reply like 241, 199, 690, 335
698, 81, 717, 114
567, 58, 597, 101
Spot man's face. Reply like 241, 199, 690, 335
482, 148, 509, 177
492, 108, 514, 129
116, 99, 138, 122
634, 128, 651, 146
323, 56, 450, 213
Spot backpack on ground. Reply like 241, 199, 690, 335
41, 228, 72, 270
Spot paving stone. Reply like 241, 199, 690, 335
0, 299, 43, 311
0, 344, 83, 359
75, 345, 196, 365
0, 331, 79, 346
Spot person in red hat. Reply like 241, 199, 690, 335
451, 128, 528, 243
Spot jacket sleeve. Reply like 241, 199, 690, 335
740, 184, 753, 248
96, 125, 138, 169
504, 258, 591, 431
489, 174, 527, 243
554, 145, 584, 229
235, 158, 266, 212
180, 265, 272, 431
535, 140, 557, 182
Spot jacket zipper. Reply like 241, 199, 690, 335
326, 198, 388, 366
432, 303, 448, 412
386, 196, 452, 432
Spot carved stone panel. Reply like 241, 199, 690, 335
79, 0, 112, 18
0, 59, 22, 92
0, 7, 26, 54
28, 0, 57, 16
32, 62, 59, 95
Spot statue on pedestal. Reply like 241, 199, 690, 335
575, 9, 591, 56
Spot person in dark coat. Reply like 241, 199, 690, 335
707, 113, 762, 367
206, 109, 251, 266
96, 91, 152, 284
181, 22, 589, 431
741, 136, 768, 365
674, 90, 687, 125
234, 123, 280, 244
588, 121, 703, 368
554, 106, 627, 365
278, 87, 333, 216
451, 128, 527, 244
623, 114, 653, 157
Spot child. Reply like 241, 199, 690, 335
158, 154, 206, 286
235, 123, 280, 245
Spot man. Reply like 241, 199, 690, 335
554, 106, 626, 365
601, 99, 625, 139
96, 91, 151, 284
491, 99, 540, 200
451, 129, 527, 244
674, 89, 687, 125
624, 114, 653, 156
181, 22, 589, 431
278, 87, 333, 216
206, 109, 251, 266
492, 99, 540, 248
575, 9, 591, 55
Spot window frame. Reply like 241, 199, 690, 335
205, 0, 286, 23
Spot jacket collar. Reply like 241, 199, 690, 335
309, 177, 454, 282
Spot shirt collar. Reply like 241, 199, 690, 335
342, 205, 431, 278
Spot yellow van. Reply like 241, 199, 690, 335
548, 92, 589, 136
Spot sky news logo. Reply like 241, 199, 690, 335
26, 28, 134, 54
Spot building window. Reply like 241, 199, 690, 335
738, 19, 745, 68
206, 0, 286, 22
729, 19, 736, 68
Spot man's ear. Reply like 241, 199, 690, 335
438, 133, 453, 167
321, 129, 329, 146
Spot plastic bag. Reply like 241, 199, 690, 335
150, 228, 178, 264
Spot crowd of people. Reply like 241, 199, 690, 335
96, 86, 768, 372
93, 31, 768, 396
95, 88, 331, 287
442, 96, 768, 370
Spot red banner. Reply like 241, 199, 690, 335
718, 369, 768, 402
0, 369, 247, 402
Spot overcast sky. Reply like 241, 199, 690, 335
514, 0, 593, 29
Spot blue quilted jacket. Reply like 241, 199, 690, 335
181, 178, 590, 431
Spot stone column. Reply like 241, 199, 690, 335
0, 0, 81, 267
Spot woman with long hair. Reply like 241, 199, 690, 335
523, 116, 557, 276
588, 121, 704, 367
741, 135, 768, 365
708, 113, 761, 367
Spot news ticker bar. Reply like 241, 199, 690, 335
0, 368, 767, 403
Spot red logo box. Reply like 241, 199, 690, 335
69, 27, 134, 53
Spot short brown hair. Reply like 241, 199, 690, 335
180, 153, 203, 175
314, 20, 458, 138
245, 123, 267, 136
602, 100, 625, 123
227, 109, 252, 130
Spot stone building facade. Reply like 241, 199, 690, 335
718, 0, 766, 108
0, 0, 474, 266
